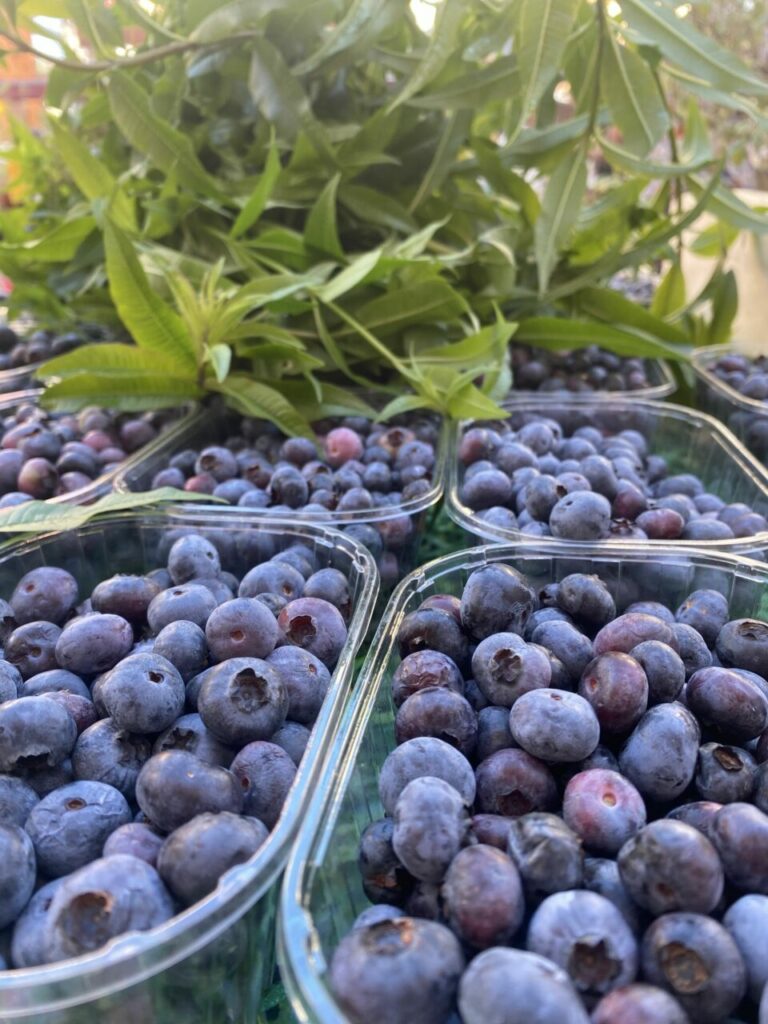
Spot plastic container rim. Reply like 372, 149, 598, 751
502, 354, 676, 405
691, 343, 768, 416
112, 406, 450, 525
0, 509, 379, 1015
447, 396, 768, 551
277, 537, 768, 1024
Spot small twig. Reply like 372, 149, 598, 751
653, 67, 684, 257
588, 0, 608, 139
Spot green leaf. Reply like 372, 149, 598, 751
49, 119, 136, 231
0, 488, 222, 535
446, 380, 506, 421
601, 30, 668, 156
0, 216, 94, 263
651, 263, 686, 318
408, 108, 472, 214
35, 343, 188, 380
293, 0, 382, 74
107, 73, 223, 200
417, 321, 516, 365
376, 394, 431, 420
576, 286, 689, 345
349, 280, 468, 336
708, 269, 738, 346
620, 0, 768, 97
271, 380, 378, 420
338, 185, 417, 235
663, 66, 768, 131
534, 147, 587, 294
516, 316, 690, 361
305, 173, 343, 259
387, 0, 465, 112
408, 55, 519, 110
502, 113, 592, 168
206, 344, 232, 383
190, 0, 296, 40
688, 179, 768, 234
237, 263, 337, 307
314, 248, 382, 303
689, 219, 740, 258
248, 39, 336, 163
597, 133, 713, 176
103, 220, 198, 368
211, 375, 313, 436
515, 0, 582, 132
231, 129, 281, 238
41, 371, 202, 412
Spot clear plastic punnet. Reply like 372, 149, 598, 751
114, 404, 449, 587
692, 344, 768, 464
0, 511, 378, 1023
277, 540, 768, 1024
0, 392, 198, 509
503, 351, 676, 405
448, 397, 768, 555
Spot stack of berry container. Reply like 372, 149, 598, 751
0, 511, 377, 1023
277, 541, 768, 1024
113, 403, 449, 588
0, 392, 197, 510
692, 345, 768, 464
447, 398, 768, 557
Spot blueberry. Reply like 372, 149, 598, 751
618, 819, 723, 915
238, 562, 305, 602
711, 801, 768, 893
331, 917, 464, 1024
666, 800, 722, 840
457, 947, 589, 1024
441, 844, 524, 948
687, 666, 768, 742
392, 776, 469, 883
157, 811, 268, 906
717, 618, 768, 677
475, 747, 557, 816
695, 742, 757, 803
351, 905, 401, 930
10, 567, 78, 625
0, 696, 76, 773
476, 705, 516, 762
527, 890, 638, 1000
167, 534, 222, 585
460, 564, 537, 641
324, 427, 363, 467
629, 641, 685, 704
99, 653, 185, 734
18, 457, 58, 498
0, 659, 21, 702
230, 741, 296, 829
472, 633, 552, 707
90, 574, 161, 625
277, 597, 347, 668
5, 621, 61, 678
10, 877, 65, 967
641, 912, 746, 1023
21, 668, 90, 700
583, 857, 642, 935
379, 737, 476, 819
510, 689, 600, 763
0, 823, 36, 929
271, 721, 310, 766
564, 770, 646, 855
358, 818, 412, 905
507, 813, 583, 895
152, 712, 234, 768
102, 822, 164, 867
550, 491, 612, 540
593, 613, 677, 656
673, 622, 712, 677
55, 613, 134, 677
0, 773, 39, 826
391, 650, 464, 708
619, 703, 699, 802
150, 620, 207, 684
147, 584, 218, 633
194, 446, 238, 482
136, 751, 243, 833
44, 853, 174, 962
530, 620, 594, 681
591, 984, 689, 1024
198, 657, 287, 746
556, 574, 615, 628
302, 568, 350, 617
25, 779, 131, 877
395, 687, 477, 757
72, 718, 152, 800
468, 813, 513, 850
201, 597, 279, 664
675, 589, 729, 647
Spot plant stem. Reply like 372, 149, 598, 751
587, 0, 607, 140
653, 67, 684, 256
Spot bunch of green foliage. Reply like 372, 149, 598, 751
0, 0, 767, 427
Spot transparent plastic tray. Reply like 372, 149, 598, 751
0, 365, 43, 396
447, 397, 768, 555
0, 511, 378, 1023
504, 352, 676, 405
277, 540, 768, 1024
692, 344, 768, 463
0, 392, 198, 509
113, 405, 449, 587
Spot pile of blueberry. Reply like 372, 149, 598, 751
710, 352, 768, 405
0, 530, 349, 968
0, 400, 180, 506
0, 322, 111, 374
330, 564, 768, 1023
511, 345, 655, 394
147, 413, 439, 582
458, 412, 768, 541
